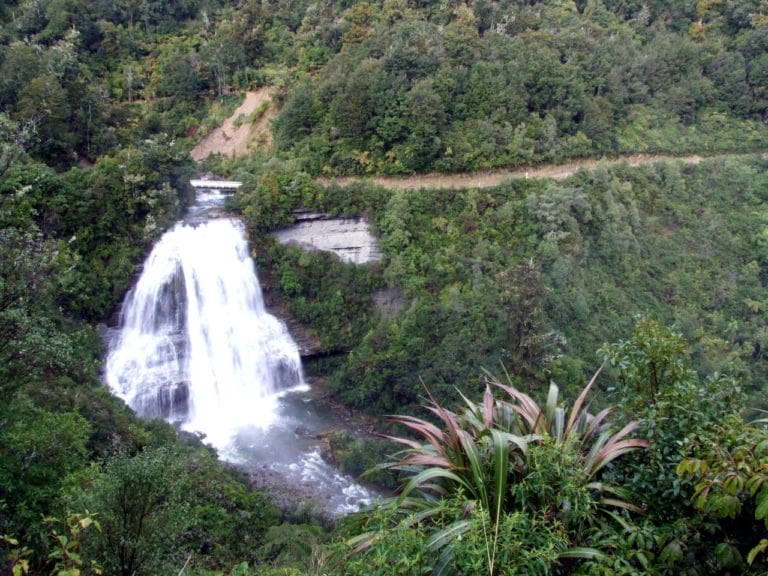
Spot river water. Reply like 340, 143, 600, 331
104, 188, 373, 515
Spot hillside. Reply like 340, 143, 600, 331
3, 0, 768, 575
239, 152, 768, 406
272, 1, 768, 175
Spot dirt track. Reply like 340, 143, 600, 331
317, 153, 718, 190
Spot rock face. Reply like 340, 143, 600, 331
272, 213, 382, 264
373, 287, 404, 319
258, 290, 323, 358
267, 212, 395, 357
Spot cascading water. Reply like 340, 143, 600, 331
105, 216, 306, 449
105, 188, 372, 514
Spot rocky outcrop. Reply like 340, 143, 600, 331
271, 212, 382, 265
267, 212, 397, 355
259, 287, 323, 358
373, 287, 404, 319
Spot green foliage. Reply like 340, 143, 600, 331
601, 319, 744, 520
327, 434, 399, 489
333, 506, 433, 575
273, 3, 768, 176
0, 142, 185, 563
0, 397, 91, 547
183, 461, 280, 570
343, 370, 646, 574
73, 446, 191, 576
64, 443, 283, 576
46, 511, 103, 576
572, 514, 719, 575
337, 499, 572, 576
222, 562, 309, 576
56, 140, 193, 319
0, 113, 34, 178
0, 139, 192, 321
237, 171, 321, 233
0, 6, 355, 572
601, 317, 692, 406
450, 508, 569, 576
678, 416, 768, 570
258, 243, 383, 353
258, 523, 325, 570
249, 157, 768, 416
4, 2, 768, 575
332, 292, 506, 412
1, 532, 32, 576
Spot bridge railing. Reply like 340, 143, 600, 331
190, 179, 242, 190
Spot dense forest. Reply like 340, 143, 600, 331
4, 0, 768, 574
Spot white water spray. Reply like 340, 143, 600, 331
105, 190, 373, 514
105, 217, 306, 451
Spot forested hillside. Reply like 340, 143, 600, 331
273, 0, 768, 174
0, 0, 334, 574
4, 0, 768, 574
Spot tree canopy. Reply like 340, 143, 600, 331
4, 0, 768, 574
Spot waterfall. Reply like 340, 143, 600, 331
105, 216, 306, 451
105, 188, 373, 515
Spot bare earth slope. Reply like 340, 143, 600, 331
191, 88, 272, 162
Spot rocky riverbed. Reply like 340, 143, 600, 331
230, 378, 385, 521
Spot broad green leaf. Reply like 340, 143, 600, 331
637, 550, 652, 569
747, 475, 766, 497
559, 547, 608, 561
545, 381, 558, 431
714, 542, 743, 569
695, 486, 711, 511
456, 430, 488, 507
710, 494, 741, 519
756, 439, 768, 456
2, 535, 19, 546
748, 539, 768, 565
12, 559, 29, 576
426, 520, 472, 551
659, 541, 684, 564
398, 467, 472, 501
723, 474, 744, 495
755, 492, 768, 520
490, 428, 509, 526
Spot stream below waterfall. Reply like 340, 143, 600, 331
104, 187, 374, 516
